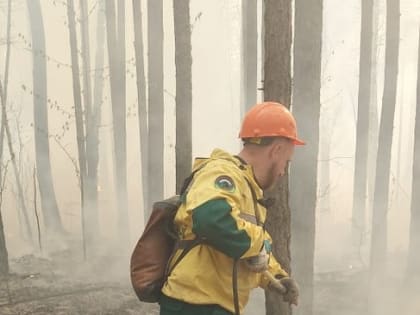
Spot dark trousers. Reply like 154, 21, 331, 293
159, 294, 233, 315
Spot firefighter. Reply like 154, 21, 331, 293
160, 102, 303, 315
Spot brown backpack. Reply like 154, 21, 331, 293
130, 170, 201, 303
130, 196, 181, 302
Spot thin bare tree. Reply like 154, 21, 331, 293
174, 0, 193, 193
88, 0, 106, 242
367, 0, 381, 226
369, 0, 400, 313
405, 25, 420, 297
290, 0, 323, 314
80, 0, 100, 243
2, 0, 32, 242
1, 83, 33, 242
263, 1, 293, 314
67, 0, 88, 256
0, 81, 9, 276
26, 0, 64, 236
0, 205, 8, 275
352, 0, 374, 246
241, 0, 258, 114
105, 0, 129, 241
147, 0, 164, 213
0, 154, 9, 275
0, 4, 11, 265
132, 0, 148, 218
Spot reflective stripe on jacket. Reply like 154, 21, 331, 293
161, 149, 288, 314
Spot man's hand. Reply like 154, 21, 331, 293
269, 277, 299, 306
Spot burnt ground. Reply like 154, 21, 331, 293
0, 251, 157, 315
0, 250, 417, 315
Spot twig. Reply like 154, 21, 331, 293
318, 156, 353, 162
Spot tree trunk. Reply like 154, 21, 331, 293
80, 0, 100, 244
80, 1, 93, 120
1, 0, 31, 243
174, 0, 192, 193
263, 1, 292, 315
88, 0, 105, 243
0, 0, 12, 180
26, 0, 64, 236
367, 0, 380, 224
117, 0, 128, 241
369, 0, 400, 312
67, 0, 88, 256
1, 0, 12, 122
405, 25, 420, 292
132, 0, 148, 218
289, 1, 323, 314
352, 0, 374, 246
0, 206, 8, 275
241, 0, 258, 114
147, 0, 164, 213
105, 0, 129, 241
0, 1, 11, 272
89, 0, 106, 246
0, 4, 12, 261
0, 82, 9, 275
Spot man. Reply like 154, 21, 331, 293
160, 102, 303, 315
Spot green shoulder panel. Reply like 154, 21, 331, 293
192, 198, 251, 259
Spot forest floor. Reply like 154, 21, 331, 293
0, 249, 157, 315
0, 249, 417, 315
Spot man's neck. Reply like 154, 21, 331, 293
237, 150, 267, 189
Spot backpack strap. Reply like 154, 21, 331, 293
164, 238, 201, 279
164, 163, 209, 281
244, 177, 263, 227
232, 259, 240, 315
178, 162, 207, 196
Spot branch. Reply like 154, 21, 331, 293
52, 135, 80, 187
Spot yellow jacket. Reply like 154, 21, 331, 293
161, 149, 288, 313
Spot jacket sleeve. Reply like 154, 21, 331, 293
187, 164, 265, 259
258, 232, 289, 289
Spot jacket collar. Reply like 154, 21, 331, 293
192, 149, 263, 195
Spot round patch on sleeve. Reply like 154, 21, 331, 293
214, 176, 236, 192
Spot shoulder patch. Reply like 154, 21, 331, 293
214, 176, 236, 193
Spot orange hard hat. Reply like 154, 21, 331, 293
239, 102, 305, 145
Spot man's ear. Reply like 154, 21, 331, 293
268, 141, 281, 158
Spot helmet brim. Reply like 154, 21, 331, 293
292, 138, 306, 145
